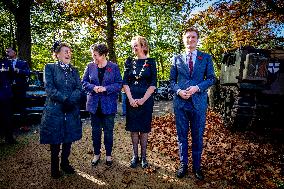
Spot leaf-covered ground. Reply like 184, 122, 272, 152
149, 111, 284, 188
0, 101, 283, 188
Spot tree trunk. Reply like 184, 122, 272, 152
1, 0, 32, 68
15, 0, 32, 68
106, 0, 116, 63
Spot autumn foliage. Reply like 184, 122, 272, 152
149, 110, 284, 188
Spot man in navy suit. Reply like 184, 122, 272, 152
0, 57, 16, 143
6, 47, 30, 131
170, 27, 216, 180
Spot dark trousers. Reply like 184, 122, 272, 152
12, 85, 27, 127
91, 110, 115, 156
0, 98, 14, 141
174, 100, 206, 170
50, 143, 72, 172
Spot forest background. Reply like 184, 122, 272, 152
0, 0, 283, 81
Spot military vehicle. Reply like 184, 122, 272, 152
216, 46, 284, 128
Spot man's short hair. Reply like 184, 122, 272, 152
183, 27, 199, 39
8, 46, 17, 53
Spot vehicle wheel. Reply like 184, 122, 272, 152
167, 93, 173, 100
154, 95, 160, 101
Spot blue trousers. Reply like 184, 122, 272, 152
91, 111, 115, 156
174, 100, 206, 170
121, 92, 127, 115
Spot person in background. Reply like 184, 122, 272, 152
169, 27, 216, 180
121, 88, 127, 116
82, 43, 122, 167
123, 35, 157, 169
6, 47, 30, 132
0, 56, 16, 144
40, 41, 83, 179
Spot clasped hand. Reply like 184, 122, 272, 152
14, 68, 20, 73
93, 86, 106, 93
129, 98, 145, 107
178, 86, 199, 100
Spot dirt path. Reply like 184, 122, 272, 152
1, 100, 283, 188
0, 100, 204, 189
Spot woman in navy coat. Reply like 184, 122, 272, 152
82, 43, 122, 167
40, 42, 82, 179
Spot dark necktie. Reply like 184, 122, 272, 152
188, 53, 193, 76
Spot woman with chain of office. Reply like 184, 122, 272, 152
123, 35, 157, 168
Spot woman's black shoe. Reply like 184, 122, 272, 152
91, 155, 101, 166
51, 170, 62, 179
106, 160, 113, 166
130, 157, 139, 168
141, 157, 148, 168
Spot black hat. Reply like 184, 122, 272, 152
52, 41, 61, 52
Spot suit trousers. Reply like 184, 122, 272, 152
174, 99, 206, 170
0, 98, 13, 140
91, 107, 115, 156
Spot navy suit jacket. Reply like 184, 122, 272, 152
0, 59, 13, 100
82, 61, 122, 114
13, 59, 30, 88
170, 50, 216, 112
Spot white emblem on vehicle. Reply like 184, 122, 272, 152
268, 62, 280, 74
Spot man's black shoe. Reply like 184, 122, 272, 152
176, 163, 188, 178
5, 137, 17, 144
193, 169, 204, 181
106, 160, 113, 166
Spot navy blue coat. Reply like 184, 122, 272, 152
82, 61, 122, 115
40, 62, 82, 144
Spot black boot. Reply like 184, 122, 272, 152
51, 160, 61, 179
61, 143, 75, 174
60, 160, 75, 174
51, 144, 61, 179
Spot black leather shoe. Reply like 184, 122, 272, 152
130, 157, 139, 168
91, 155, 101, 166
193, 169, 204, 181
5, 137, 17, 144
176, 163, 188, 178
106, 160, 113, 166
141, 157, 148, 168
61, 163, 75, 174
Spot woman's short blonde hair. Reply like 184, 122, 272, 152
131, 35, 149, 56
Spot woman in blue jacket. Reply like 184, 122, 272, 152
82, 43, 122, 167
40, 42, 82, 179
